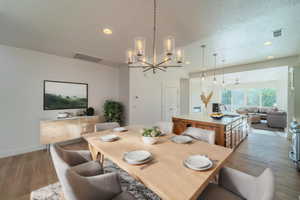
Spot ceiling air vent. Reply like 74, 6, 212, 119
74, 53, 102, 63
273, 29, 282, 38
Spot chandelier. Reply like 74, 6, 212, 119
126, 0, 184, 74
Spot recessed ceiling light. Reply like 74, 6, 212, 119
264, 41, 272, 46
185, 61, 191, 64
267, 56, 274, 59
103, 28, 112, 35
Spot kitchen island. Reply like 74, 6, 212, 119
172, 114, 248, 148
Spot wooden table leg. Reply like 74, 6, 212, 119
88, 144, 105, 170
88, 144, 99, 161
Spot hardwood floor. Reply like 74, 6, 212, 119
0, 128, 299, 200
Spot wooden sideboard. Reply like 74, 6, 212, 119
40, 115, 100, 145
173, 114, 248, 148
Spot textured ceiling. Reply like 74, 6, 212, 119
0, 0, 299, 71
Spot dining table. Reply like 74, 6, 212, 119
83, 126, 233, 200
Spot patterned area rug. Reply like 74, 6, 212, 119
31, 159, 161, 200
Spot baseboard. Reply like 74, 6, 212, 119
0, 138, 85, 159
0, 145, 46, 159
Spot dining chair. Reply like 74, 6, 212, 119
50, 144, 97, 200
198, 167, 274, 200
155, 121, 174, 134
52, 143, 92, 166
66, 161, 136, 200
95, 122, 120, 132
183, 127, 215, 144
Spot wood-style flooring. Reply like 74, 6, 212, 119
0, 128, 299, 200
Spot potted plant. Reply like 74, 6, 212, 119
103, 100, 123, 125
141, 127, 162, 145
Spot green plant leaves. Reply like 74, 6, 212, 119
103, 100, 123, 124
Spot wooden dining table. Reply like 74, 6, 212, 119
83, 126, 233, 200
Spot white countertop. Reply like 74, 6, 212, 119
174, 113, 242, 126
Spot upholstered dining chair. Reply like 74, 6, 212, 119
50, 144, 94, 200
155, 121, 174, 134
66, 161, 136, 200
198, 167, 274, 200
183, 127, 215, 144
95, 122, 120, 132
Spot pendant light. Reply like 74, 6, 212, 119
221, 59, 225, 86
213, 53, 217, 84
200, 45, 206, 81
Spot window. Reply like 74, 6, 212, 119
221, 89, 231, 105
232, 90, 245, 109
221, 88, 277, 109
247, 89, 260, 106
261, 88, 277, 107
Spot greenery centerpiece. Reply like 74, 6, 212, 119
141, 127, 162, 145
103, 100, 123, 125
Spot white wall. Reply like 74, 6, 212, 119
118, 65, 130, 125
129, 68, 188, 125
0, 45, 119, 158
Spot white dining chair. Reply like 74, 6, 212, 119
95, 122, 120, 132
198, 167, 274, 200
183, 127, 215, 144
155, 121, 174, 134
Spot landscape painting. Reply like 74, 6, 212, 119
44, 80, 88, 110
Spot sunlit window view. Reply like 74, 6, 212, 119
222, 88, 277, 110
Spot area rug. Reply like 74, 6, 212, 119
31, 159, 161, 200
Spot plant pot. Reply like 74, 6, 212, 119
142, 136, 158, 145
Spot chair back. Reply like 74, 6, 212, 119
254, 168, 275, 200
155, 121, 174, 134
95, 122, 120, 132
183, 127, 215, 144
50, 144, 77, 200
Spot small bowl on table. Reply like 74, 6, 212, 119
210, 113, 224, 120
142, 136, 159, 145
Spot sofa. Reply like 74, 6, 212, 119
236, 106, 287, 129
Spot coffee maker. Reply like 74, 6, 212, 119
212, 103, 221, 113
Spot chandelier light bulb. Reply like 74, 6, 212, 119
164, 36, 175, 56
134, 37, 146, 57
176, 48, 184, 63
126, 49, 134, 64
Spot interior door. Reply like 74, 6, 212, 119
163, 86, 180, 121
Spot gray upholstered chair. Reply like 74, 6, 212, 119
198, 167, 274, 200
66, 161, 136, 200
50, 144, 94, 200
95, 122, 120, 132
51, 144, 134, 200
155, 121, 174, 134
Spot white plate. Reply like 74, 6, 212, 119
171, 136, 193, 144
100, 134, 119, 142
184, 161, 213, 171
184, 155, 213, 171
124, 150, 152, 163
124, 156, 153, 165
113, 127, 128, 132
